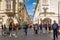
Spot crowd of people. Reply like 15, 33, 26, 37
33, 20, 60, 40
1, 21, 18, 38
22, 20, 60, 40
1, 20, 60, 40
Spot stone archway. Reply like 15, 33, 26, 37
43, 18, 52, 24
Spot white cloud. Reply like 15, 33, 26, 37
32, 9, 34, 11
29, 13, 33, 15
33, 2, 36, 6
19, 0, 24, 3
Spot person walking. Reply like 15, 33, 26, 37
47, 24, 51, 33
9, 22, 13, 37
52, 20, 58, 40
33, 24, 35, 32
1, 24, 6, 35
12, 23, 18, 38
44, 23, 47, 32
39, 23, 43, 32
34, 23, 39, 34
1, 24, 5, 35
1, 24, 3, 35
42, 23, 46, 33
23, 22, 28, 35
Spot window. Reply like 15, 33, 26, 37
0, 0, 2, 10
6, 0, 11, 11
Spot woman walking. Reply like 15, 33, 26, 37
34, 24, 39, 34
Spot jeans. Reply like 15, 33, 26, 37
25, 29, 27, 35
53, 29, 58, 40
35, 30, 38, 34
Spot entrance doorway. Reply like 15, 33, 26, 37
43, 18, 52, 24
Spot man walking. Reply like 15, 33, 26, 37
39, 23, 42, 32
52, 20, 58, 40
23, 22, 28, 35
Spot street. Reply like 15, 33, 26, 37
0, 28, 60, 40
0, 0, 60, 40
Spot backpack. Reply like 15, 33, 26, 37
53, 23, 57, 29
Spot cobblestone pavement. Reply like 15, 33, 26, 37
0, 28, 60, 40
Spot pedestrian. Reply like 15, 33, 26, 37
52, 20, 58, 40
23, 22, 28, 35
44, 23, 47, 32
12, 23, 18, 38
34, 23, 39, 34
33, 24, 35, 31
39, 23, 42, 32
47, 24, 51, 33
9, 22, 13, 37
1, 24, 7, 35
4, 24, 6, 31
42, 23, 46, 33
1, 24, 4, 35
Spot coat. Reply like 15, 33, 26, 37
52, 23, 59, 30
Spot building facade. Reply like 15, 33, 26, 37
18, 2, 31, 24
0, 0, 31, 28
0, 0, 19, 28
33, 0, 60, 24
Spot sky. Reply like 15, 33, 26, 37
24, 0, 36, 18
